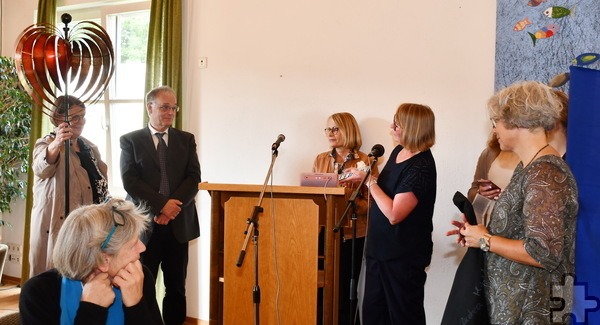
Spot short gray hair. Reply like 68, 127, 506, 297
52, 199, 150, 280
488, 81, 561, 131
146, 85, 176, 105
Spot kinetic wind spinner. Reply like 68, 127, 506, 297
13, 14, 115, 214
14, 14, 115, 116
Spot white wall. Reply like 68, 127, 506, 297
3, 0, 497, 323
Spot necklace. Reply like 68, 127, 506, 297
526, 144, 549, 166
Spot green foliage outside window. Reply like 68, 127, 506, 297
120, 14, 150, 63
0, 56, 32, 221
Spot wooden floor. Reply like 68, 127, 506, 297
0, 282, 20, 319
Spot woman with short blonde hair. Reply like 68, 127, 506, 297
341, 103, 437, 324
21, 199, 163, 324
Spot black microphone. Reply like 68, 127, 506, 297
368, 144, 385, 157
271, 134, 286, 151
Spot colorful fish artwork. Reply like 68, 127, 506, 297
572, 53, 600, 66
544, 6, 572, 19
528, 24, 559, 46
528, 0, 547, 7
514, 18, 532, 31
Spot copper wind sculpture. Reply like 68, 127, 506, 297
14, 13, 115, 214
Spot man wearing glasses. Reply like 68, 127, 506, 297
120, 85, 201, 325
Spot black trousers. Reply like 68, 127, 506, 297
361, 258, 427, 325
142, 223, 189, 325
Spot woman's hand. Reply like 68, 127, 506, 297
477, 179, 501, 200
446, 214, 468, 246
112, 260, 145, 307
461, 224, 489, 248
339, 167, 366, 185
447, 214, 489, 248
81, 272, 116, 308
45, 122, 74, 164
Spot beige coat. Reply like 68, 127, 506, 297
29, 135, 107, 277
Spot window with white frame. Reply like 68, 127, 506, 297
57, 1, 150, 198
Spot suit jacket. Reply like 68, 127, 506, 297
120, 126, 201, 243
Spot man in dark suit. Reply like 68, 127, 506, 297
120, 86, 201, 325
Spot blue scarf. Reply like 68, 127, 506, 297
60, 277, 124, 324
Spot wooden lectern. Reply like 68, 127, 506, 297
199, 182, 346, 325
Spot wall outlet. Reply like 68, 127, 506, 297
198, 57, 207, 69
8, 254, 21, 264
7, 242, 23, 253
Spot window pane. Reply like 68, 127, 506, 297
109, 102, 145, 198
112, 12, 149, 99
58, 5, 150, 199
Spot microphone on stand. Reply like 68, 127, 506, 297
368, 144, 385, 158
271, 134, 286, 151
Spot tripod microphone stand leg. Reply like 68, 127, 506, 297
253, 229, 260, 325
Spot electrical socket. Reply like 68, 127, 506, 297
198, 57, 207, 69
7, 242, 23, 253
8, 254, 22, 263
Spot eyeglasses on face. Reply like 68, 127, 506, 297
100, 206, 126, 250
155, 104, 180, 113
68, 114, 85, 123
324, 127, 340, 135
392, 122, 402, 131
490, 118, 499, 128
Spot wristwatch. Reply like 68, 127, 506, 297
479, 233, 492, 252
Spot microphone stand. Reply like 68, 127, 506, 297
237, 147, 280, 325
333, 157, 378, 325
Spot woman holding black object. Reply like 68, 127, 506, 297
448, 81, 578, 324
341, 103, 436, 324
30, 95, 109, 277
20, 199, 163, 325
313, 112, 378, 324
468, 89, 569, 203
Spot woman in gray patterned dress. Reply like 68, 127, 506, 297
448, 81, 578, 324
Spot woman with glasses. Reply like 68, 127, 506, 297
340, 104, 436, 324
448, 81, 578, 324
312, 112, 378, 324
30, 95, 109, 278
467, 89, 569, 227
20, 199, 163, 324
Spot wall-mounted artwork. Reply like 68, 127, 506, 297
495, 0, 600, 91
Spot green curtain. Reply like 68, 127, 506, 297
145, 0, 183, 129
21, 0, 57, 283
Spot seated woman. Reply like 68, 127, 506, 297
313, 112, 379, 324
20, 199, 163, 325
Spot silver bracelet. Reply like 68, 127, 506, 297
367, 178, 377, 189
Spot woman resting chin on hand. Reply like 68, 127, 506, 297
20, 199, 164, 325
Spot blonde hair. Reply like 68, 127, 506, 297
394, 103, 436, 152
329, 112, 362, 151
52, 199, 149, 280
488, 81, 561, 131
